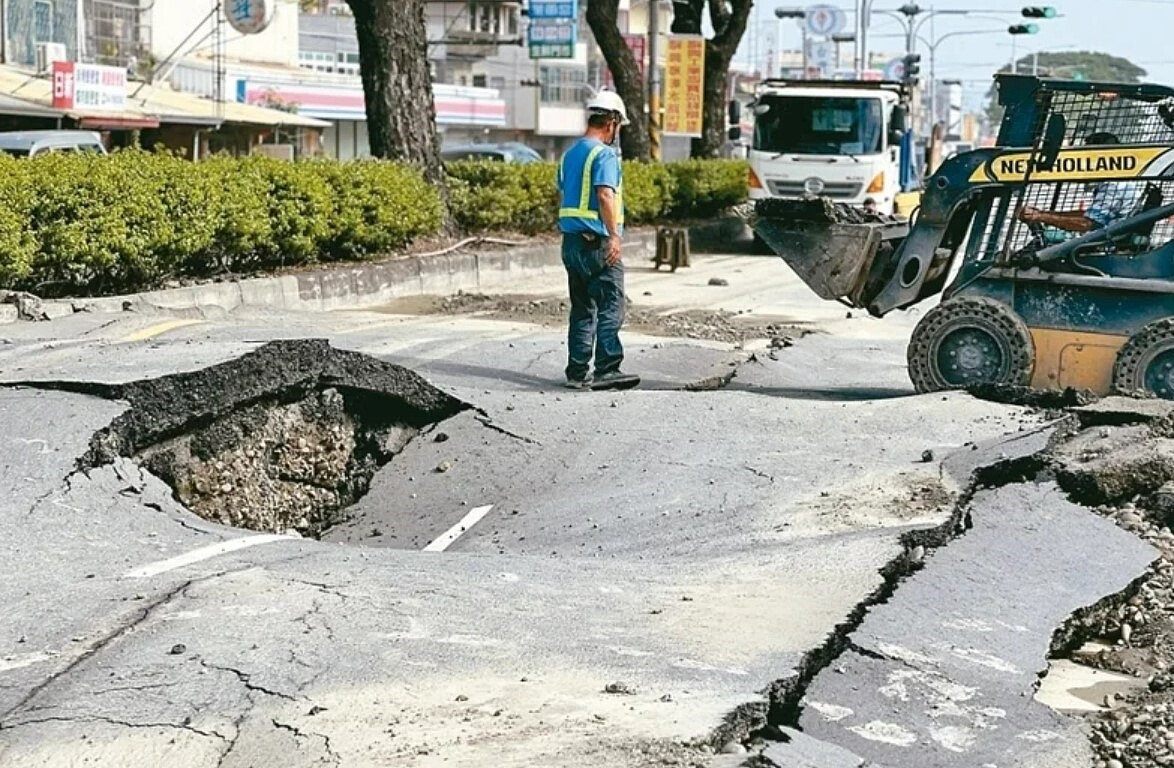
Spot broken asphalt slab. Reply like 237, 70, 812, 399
768, 482, 1155, 768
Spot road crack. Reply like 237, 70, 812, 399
0, 579, 194, 725
198, 658, 300, 703
0, 714, 228, 742
473, 411, 541, 445
271, 717, 342, 765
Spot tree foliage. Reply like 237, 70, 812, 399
985, 51, 1148, 126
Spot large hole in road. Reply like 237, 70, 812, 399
67, 339, 467, 538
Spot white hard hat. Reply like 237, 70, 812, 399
586, 90, 630, 126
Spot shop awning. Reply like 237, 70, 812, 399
130, 82, 330, 130
0, 65, 328, 133
75, 113, 161, 130
0, 92, 63, 119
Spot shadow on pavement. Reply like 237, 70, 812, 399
726, 383, 914, 401
380, 357, 702, 393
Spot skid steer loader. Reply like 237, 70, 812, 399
753, 74, 1174, 398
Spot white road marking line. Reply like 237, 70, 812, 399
422, 505, 494, 552
123, 534, 299, 579
0, 651, 58, 674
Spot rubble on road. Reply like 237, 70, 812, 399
753, 196, 902, 225
968, 383, 1099, 411
0, 289, 49, 321
411, 292, 808, 347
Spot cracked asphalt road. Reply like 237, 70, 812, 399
0, 251, 1156, 766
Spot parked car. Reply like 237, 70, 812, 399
440, 142, 543, 164
0, 130, 107, 157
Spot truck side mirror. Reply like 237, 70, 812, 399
728, 100, 742, 125
889, 105, 907, 147
728, 126, 742, 141
1036, 113, 1067, 172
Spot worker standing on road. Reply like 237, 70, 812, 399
556, 91, 638, 391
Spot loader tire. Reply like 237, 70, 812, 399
907, 297, 1035, 394
1113, 318, 1174, 400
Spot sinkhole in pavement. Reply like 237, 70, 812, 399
75, 339, 468, 538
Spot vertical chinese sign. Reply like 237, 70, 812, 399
663, 35, 705, 137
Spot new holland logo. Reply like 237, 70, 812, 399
969, 146, 1172, 183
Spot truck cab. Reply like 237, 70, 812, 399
746, 80, 908, 215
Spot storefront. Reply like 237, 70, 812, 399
0, 63, 327, 159
233, 76, 507, 159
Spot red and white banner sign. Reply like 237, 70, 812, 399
603, 34, 646, 90
52, 61, 127, 111
235, 79, 507, 127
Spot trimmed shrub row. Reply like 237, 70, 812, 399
0, 151, 747, 297
446, 158, 749, 234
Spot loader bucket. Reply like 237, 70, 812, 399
751, 198, 909, 308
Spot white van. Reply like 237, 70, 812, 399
0, 130, 107, 157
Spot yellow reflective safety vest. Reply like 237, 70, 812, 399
557, 138, 624, 236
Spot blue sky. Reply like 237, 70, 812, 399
736, 0, 1174, 108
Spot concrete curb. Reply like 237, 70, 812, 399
12, 231, 660, 324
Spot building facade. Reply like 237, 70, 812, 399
2, 0, 80, 69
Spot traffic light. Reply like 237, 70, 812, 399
670, 0, 702, 34
1008, 23, 1040, 34
902, 53, 921, 85
1021, 6, 1057, 18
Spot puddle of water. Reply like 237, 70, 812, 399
1035, 647, 1147, 713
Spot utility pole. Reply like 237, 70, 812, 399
648, 0, 661, 160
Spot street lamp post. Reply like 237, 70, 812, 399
917, 28, 1002, 131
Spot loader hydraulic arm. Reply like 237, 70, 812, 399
864, 150, 999, 316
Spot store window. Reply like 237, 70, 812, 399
33, 1, 54, 43
539, 66, 588, 106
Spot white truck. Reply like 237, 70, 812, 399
743, 80, 911, 215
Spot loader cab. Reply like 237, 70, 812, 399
746, 81, 905, 215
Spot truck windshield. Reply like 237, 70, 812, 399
753, 96, 884, 156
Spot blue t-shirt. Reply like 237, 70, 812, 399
557, 137, 623, 237
1086, 181, 1143, 229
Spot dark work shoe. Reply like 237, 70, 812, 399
590, 371, 640, 390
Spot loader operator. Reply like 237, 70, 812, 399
1018, 131, 1143, 234
555, 91, 637, 391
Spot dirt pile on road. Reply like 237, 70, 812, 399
413, 292, 807, 346
754, 197, 901, 225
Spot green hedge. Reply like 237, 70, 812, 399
0, 152, 746, 297
0, 151, 444, 296
447, 158, 748, 234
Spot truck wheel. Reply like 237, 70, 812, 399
1113, 318, 1174, 399
907, 297, 1035, 393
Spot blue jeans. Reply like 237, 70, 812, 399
561, 232, 624, 381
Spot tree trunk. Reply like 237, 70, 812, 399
586, 0, 651, 161
690, 0, 751, 159
345, 0, 444, 188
